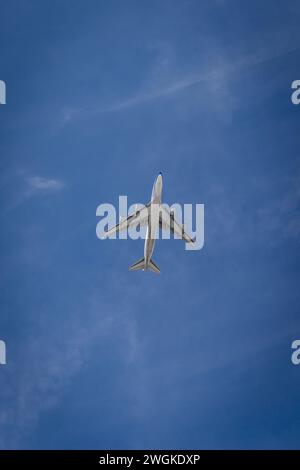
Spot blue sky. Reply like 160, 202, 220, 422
0, 0, 300, 449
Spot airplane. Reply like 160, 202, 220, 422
103, 173, 195, 273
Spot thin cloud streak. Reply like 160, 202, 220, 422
62, 46, 299, 121
26, 176, 65, 191
1, 175, 66, 215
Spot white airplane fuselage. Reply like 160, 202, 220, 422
144, 173, 163, 269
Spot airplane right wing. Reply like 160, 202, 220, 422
159, 205, 195, 244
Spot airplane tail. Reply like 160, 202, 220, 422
129, 257, 160, 274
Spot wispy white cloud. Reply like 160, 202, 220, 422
1, 174, 65, 215
256, 173, 300, 243
60, 45, 299, 124
26, 176, 65, 192
208, 169, 300, 248
0, 278, 148, 449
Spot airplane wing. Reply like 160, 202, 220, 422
159, 205, 195, 244
102, 204, 149, 238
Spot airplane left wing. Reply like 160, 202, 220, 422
159, 205, 195, 244
102, 204, 149, 238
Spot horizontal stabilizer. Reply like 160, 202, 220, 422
149, 258, 160, 274
129, 257, 145, 271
